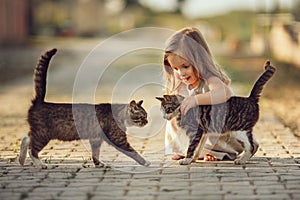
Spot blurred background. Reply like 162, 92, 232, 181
0, 0, 300, 137
2, 0, 300, 56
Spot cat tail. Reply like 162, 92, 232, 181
249, 60, 276, 102
32, 48, 57, 104
19, 136, 30, 166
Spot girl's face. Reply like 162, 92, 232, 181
167, 53, 199, 89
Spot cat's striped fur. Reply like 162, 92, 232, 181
19, 48, 150, 169
156, 61, 276, 165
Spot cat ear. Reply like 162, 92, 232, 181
163, 95, 171, 101
137, 100, 143, 107
155, 97, 164, 102
129, 100, 137, 107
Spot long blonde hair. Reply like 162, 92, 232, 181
163, 27, 231, 94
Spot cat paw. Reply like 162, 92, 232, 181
33, 160, 48, 169
143, 160, 151, 167
234, 158, 247, 165
19, 156, 26, 166
179, 158, 193, 165
41, 164, 48, 169
95, 162, 105, 168
35, 163, 48, 169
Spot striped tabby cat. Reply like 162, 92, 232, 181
19, 48, 150, 169
156, 61, 276, 165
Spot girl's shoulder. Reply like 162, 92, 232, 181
206, 75, 222, 83
206, 76, 228, 88
206, 76, 235, 96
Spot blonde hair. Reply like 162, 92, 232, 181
163, 27, 231, 94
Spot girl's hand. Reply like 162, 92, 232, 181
180, 96, 197, 115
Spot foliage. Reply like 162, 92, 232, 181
202, 11, 257, 42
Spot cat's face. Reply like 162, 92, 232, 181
128, 100, 148, 127
156, 95, 184, 120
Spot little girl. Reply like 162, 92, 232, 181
162, 27, 258, 161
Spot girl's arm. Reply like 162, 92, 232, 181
180, 76, 232, 115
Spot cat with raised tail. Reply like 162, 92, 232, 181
19, 48, 150, 169
156, 61, 276, 165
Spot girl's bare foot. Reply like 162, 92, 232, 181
171, 155, 185, 160
204, 153, 219, 161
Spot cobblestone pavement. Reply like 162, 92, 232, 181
0, 44, 300, 200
